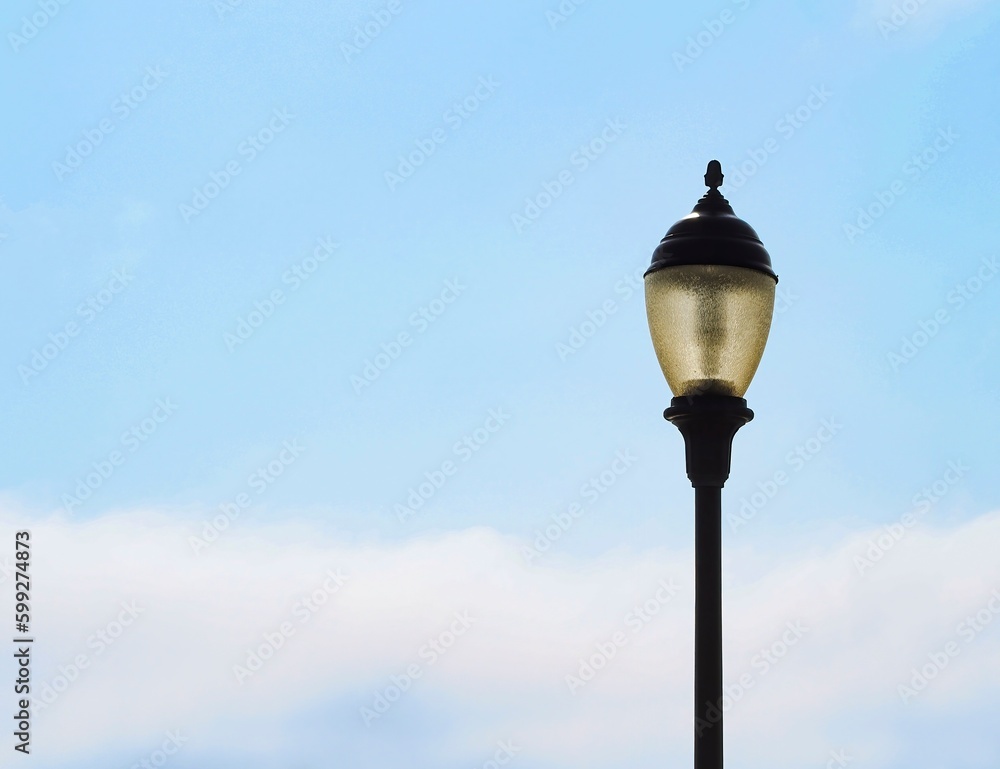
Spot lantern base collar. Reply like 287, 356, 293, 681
663, 395, 754, 488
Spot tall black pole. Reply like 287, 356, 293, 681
694, 484, 723, 769
664, 395, 753, 769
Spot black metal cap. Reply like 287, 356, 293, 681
645, 160, 777, 281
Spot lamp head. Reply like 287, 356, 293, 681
644, 161, 778, 398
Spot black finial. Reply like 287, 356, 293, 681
704, 160, 723, 191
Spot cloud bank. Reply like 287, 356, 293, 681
1, 506, 999, 768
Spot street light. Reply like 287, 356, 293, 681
644, 160, 777, 769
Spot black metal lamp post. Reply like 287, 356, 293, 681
643, 161, 777, 769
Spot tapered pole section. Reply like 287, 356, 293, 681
694, 485, 723, 769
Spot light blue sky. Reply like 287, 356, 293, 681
2, 1, 1000, 767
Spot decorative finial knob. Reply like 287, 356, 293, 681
704, 160, 724, 191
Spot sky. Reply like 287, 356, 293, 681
1, 0, 999, 767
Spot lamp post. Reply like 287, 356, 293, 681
643, 160, 777, 769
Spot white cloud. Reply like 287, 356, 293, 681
2, 507, 999, 767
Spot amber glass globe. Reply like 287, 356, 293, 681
645, 263, 775, 397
